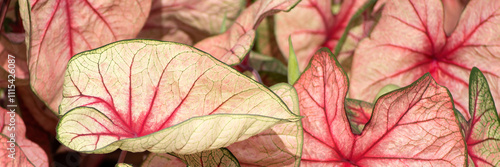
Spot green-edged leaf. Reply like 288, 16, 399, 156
57, 40, 299, 154
0, 108, 48, 167
465, 67, 500, 166
287, 36, 300, 85
173, 148, 239, 167
19, 0, 152, 113
295, 48, 465, 166
228, 83, 303, 166
194, 0, 300, 65
345, 99, 373, 135
142, 153, 185, 167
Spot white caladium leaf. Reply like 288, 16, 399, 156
228, 83, 303, 166
194, 0, 300, 65
19, 0, 151, 113
137, 0, 244, 45
350, 0, 500, 119
57, 40, 299, 154
0, 108, 48, 167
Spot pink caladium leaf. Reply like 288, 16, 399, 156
0, 108, 48, 167
295, 48, 465, 166
228, 83, 303, 166
344, 99, 373, 135
275, 0, 375, 72
143, 148, 239, 167
463, 67, 500, 166
350, 0, 500, 120
194, 0, 300, 65
57, 40, 299, 154
19, 0, 151, 113
137, 0, 244, 45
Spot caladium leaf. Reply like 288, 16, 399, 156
142, 153, 185, 167
137, 0, 244, 45
194, 0, 300, 65
275, 0, 374, 72
57, 40, 299, 154
464, 67, 500, 166
172, 148, 239, 167
0, 108, 48, 167
116, 163, 133, 167
350, 0, 500, 120
344, 98, 373, 135
143, 148, 239, 167
19, 0, 151, 113
295, 48, 465, 166
228, 83, 303, 166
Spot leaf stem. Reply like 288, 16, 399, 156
117, 151, 127, 164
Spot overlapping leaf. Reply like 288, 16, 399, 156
141, 83, 303, 167
143, 148, 239, 167
344, 99, 373, 135
350, 0, 500, 119
228, 83, 303, 166
19, 0, 151, 113
142, 153, 185, 167
0, 108, 48, 167
137, 0, 244, 44
194, 0, 300, 65
57, 40, 299, 154
463, 67, 500, 166
294, 48, 465, 166
275, 0, 374, 72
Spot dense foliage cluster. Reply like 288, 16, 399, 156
0, 0, 498, 166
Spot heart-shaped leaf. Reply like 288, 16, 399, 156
344, 99, 373, 135
57, 40, 299, 154
19, 0, 152, 113
142, 148, 239, 167
295, 48, 465, 166
137, 0, 244, 45
464, 67, 500, 166
0, 108, 48, 167
350, 0, 500, 119
194, 0, 300, 65
275, 0, 374, 72
228, 83, 303, 166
